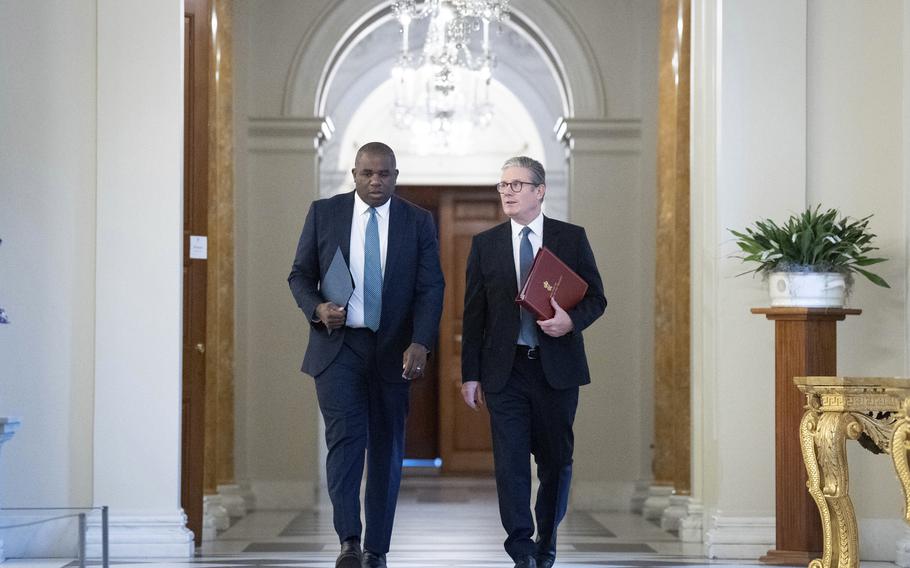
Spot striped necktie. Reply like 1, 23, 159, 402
363, 207, 382, 332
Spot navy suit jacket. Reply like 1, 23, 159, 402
288, 192, 445, 382
461, 217, 606, 392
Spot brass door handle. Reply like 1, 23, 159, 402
454, 334, 462, 342
195, 343, 205, 354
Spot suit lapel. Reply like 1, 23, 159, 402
334, 192, 354, 265
542, 216, 561, 257
382, 196, 406, 293
496, 222, 519, 298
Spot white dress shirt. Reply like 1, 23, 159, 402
346, 193, 390, 328
510, 213, 543, 292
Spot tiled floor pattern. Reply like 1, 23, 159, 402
7, 476, 898, 568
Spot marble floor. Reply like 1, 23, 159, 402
4, 476, 898, 568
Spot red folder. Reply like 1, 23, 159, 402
515, 246, 588, 320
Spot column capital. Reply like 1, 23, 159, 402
247, 116, 334, 153
555, 117, 641, 154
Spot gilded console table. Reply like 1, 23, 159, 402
793, 376, 910, 568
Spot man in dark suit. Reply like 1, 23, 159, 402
289, 142, 445, 568
461, 156, 606, 568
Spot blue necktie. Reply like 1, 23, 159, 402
363, 208, 382, 332
518, 226, 537, 346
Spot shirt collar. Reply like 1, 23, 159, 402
354, 192, 392, 218
510, 212, 544, 240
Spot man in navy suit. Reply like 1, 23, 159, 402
289, 142, 444, 568
461, 156, 606, 568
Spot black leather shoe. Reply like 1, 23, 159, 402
362, 550, 387, 568
536, 553, 555, 568
336, 539, 362, 568
514, 555, 537, 568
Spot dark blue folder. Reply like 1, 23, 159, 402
321, 246, 354, 308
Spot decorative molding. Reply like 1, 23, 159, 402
217, 484, 248, 517
570, 481, 636, 512
86, 511, 193, 558
703, 515, 774, 560
630, 479, 651, 514
250, 480, 316, 510
247, 117, 332, 153
556, 118, 642, 154
661, 494, 691, 531
202, 495, 230, 541
642, 484, 673, 520
679, 499, 704, 543
236, 480, 257, 513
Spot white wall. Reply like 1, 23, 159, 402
806, 0, 908, 554
0, 0, 97, 509
0, 0, 191, 557
693, 0, 910, 561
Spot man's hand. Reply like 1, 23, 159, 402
537, 297, 574, 337
461, 381, 485, 411
402, 342, 429, 380
315, 302, 346, 330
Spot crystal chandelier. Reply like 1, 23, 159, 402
390, 0, 510, 149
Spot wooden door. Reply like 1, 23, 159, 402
182, 0, 210, 546
396, 187, 504, 473
437, 191, 505, 473
395, 187, 441, 460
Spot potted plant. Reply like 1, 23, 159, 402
730, 206, 890, 307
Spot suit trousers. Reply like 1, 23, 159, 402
314, 327, 410, 553
485, 349, 579, 560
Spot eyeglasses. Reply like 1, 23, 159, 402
496, 180, 540, 193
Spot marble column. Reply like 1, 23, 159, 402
653, 0, 692, 530
202, 0, 247, 530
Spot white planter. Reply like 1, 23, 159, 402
768, 272, 847, 308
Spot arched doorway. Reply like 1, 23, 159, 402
301, 2, 576, 475
241, 0, 653, 512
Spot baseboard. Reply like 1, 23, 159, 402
642, 484, 673, 520
203, 495, 230, 541
570, 481, 636, 512
85, 510, 194, 558
661, 494, 691, 531
630, 479, 651, 514
859, 517, 908, 564
250, 480, 316, 510
217, 484, 249, 517
703, 514, 774, 559
0, 511, 80, 558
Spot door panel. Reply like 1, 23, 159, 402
396, 186, 504, 473
182, 0, 210, 546
437, 192, 505, 473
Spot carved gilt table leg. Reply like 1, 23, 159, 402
892, 400, 910, 526
800, 410, 833, 568
802, 409, 862, 568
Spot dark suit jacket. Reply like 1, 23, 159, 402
288, 192, 445, 382
461, 217, 606, 392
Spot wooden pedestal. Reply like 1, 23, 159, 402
751, 307, 861, 565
